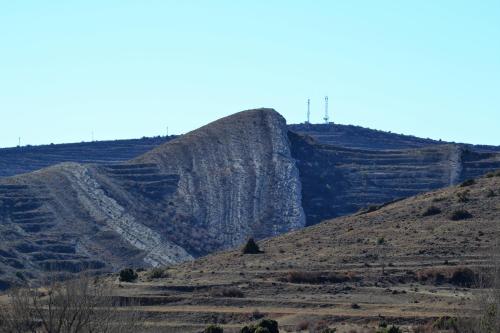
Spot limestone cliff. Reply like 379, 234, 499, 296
0, 108, 304, 288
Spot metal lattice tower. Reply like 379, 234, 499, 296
306, 99, 311, 124
323, 96, 329, 123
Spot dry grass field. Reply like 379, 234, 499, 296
96, 171, 500, 332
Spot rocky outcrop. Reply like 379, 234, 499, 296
0, 108, 304, 288
289, 132, 500, 225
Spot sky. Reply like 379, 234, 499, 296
0, 1, 499, 148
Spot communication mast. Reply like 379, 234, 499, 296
306, 99, 311, 124
323, 96, 329, 124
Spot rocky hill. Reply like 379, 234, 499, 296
289, 123, 500, 152
1, 108, 500, 290
106, 170, 500, 332
0, 109, 304, 289
290, 132, 500, 224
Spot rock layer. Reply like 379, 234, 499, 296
0, 108, 305, 288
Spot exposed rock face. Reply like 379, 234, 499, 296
134, 109, 305, 252
289, 132, 500, 225
0, 108, 304, 288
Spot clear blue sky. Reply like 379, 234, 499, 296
1, 1, 499, 147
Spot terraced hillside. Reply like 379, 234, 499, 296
290, 132, 500, 224
0, 137, 172, 178
106, 171, 500, 333
289, 123, 500, 152
0, 109, 304, 289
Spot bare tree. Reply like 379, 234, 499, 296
0, 275, 145, 333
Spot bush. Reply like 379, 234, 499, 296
285, 271, 354, 284
422, 206, 441, 217
147, 267, 168, 279
254, 328, 270, 333
377, 326, 401, 333
456, 190, 470, 203
257, 319, 278, 333
486, 189, 496, 198
433, 316, 458, 330
450, 268, 476, 287
240, 319, 278, 333
119, 268, 138, 282
450, 209, 473, 221
205, 324, 224, 333
416, 267, 476, 287
242, 238, 262, 254
460, 179, 476, 187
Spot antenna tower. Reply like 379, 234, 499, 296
306, 99, 310, 124
323, 96, 329, 123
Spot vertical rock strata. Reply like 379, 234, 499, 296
134, 108, 306, 251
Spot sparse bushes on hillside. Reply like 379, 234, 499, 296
147, 267, 168, 279
416, 267, 476, 287
377, 325, 402, 333
284, 270, 355, 284
119, 268, 138, 282
422, 206, 441, 217
240, 319, 279, 333
205, 324, 224, 333
450, 209, 473, 221
0, 276, 144, 333
456, 190, 470, 203
460, 179, 476, 187
485, 170, 500, 178
242, 238, 263, 254
486, 189, 496, 198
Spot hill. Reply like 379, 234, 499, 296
2, 122, 499, 179
107, 170, 500, 332
0, 137, 173, 178
289, 123, 500, 152
0, 109, 304, 289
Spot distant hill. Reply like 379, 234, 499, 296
0, 137, 173, 178
2, 122, 498, 179
289, 122, 500, 152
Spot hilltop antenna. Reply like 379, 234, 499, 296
166, 126, 169, 136
323, 96, 329, 124
18, 137, 21, 147
306, 99, 310, 124
91, 131, 94, 142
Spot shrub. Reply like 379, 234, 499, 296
450, 209, 473, 221
433, 316, 458, 330
119, 268, 138, 282
257, 319, 279, 333
416, 267, 476, 287
351, 303, 360, 309
241, 319, 279, 333
214, 287, 244, 298
460, 179, 475, 187
377, 326, 401, 333
254, 328, 270, 333
147, 267, 168, 279
449, 268, 476, 287
456, 190, 470, 203
205, 324, 224, 333
284, 271, 354, 284
486, 189, 496, 198
422, 206, 441, 217
242, 238, 262, 254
